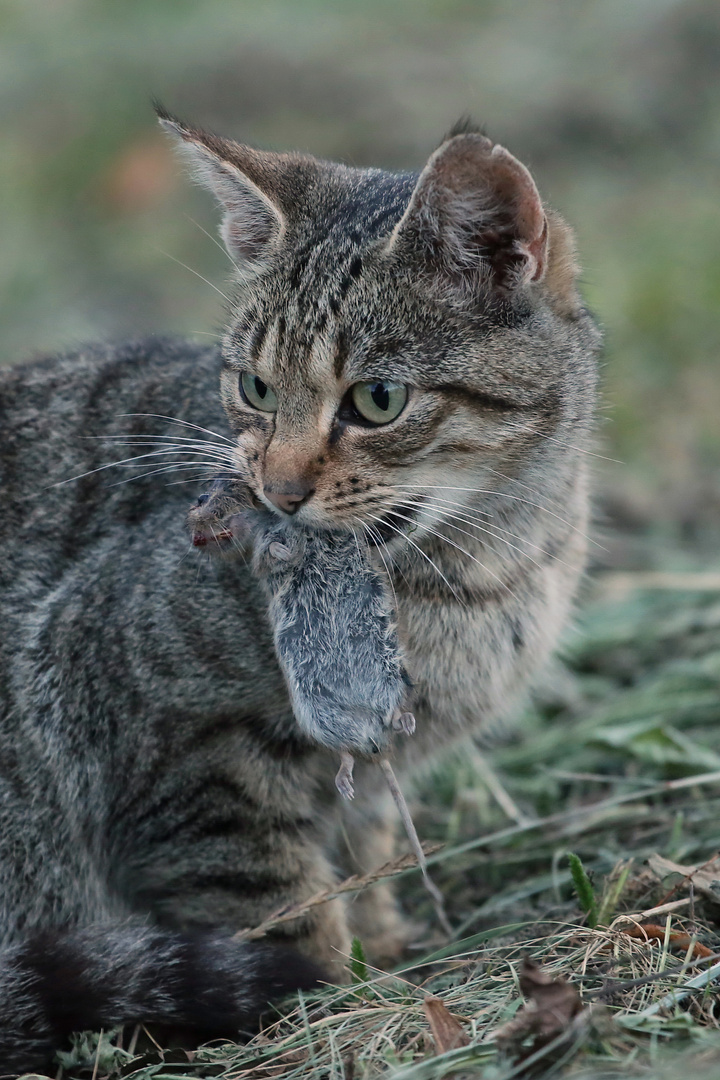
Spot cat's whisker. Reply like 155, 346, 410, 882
110, 445, 233, 464
360, 519, 411, 593
113, 448, 235, 468
59, 436, 236, 484
51, 446, 230, 488
363, 511, 464, 605
108, 464, 229, 488
384, 507, 517, 598
116, 414, 234, 445
153, 247, 233, 304
355, 517, 398, 613
508, 421, 623, 464
396, 483, 600, 548
184, 213, 242, 273
95, 434, 233, 452
483, 466, 565, 513
392, 498, 547, 574
480, 468, 608, 553
163, 471, 236, 488
395, 496, 579, 571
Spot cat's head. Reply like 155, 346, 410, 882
161, 110, 598, 550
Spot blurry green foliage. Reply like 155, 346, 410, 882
1, 0, 719, 521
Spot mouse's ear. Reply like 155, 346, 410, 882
158, 107, 319, 282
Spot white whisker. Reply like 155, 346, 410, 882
355, 518, 398, 612
165, 475, 227, 491
116, 414, 234, 445
396, 483, 600, 548
93, 433, 233, 452
153, 247, 233, 304
108, 464, 231, 488
393, 498, 547, 574
386, 507, 517, 598
50, 445, 232, 489
509, 421, 623, 464
184, 213, 241, 272
395, 496, 577, 571
363, 512, 463, 605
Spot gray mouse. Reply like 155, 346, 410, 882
188, 479, 415, 797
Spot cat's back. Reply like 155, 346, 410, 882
0, 337, 226, 570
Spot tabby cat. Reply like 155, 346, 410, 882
0, 111, 599, 1073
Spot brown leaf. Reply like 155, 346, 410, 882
622, 922, 715, 960
647, 853, 720, 904
423, 996, 470, 1054
495, 958, 583, 1058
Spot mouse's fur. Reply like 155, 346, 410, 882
188, 479, 413, 760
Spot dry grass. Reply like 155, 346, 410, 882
37, 573, 720, 1080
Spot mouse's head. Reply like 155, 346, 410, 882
187, 477, 262, 557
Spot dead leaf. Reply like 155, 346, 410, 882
622, 922, 715, 960
495, 958, 584, 1061
423, 996, 470, 1054
647, 853, 720, 905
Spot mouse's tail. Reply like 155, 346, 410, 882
0, 923, 324, 1074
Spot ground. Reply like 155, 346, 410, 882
43, 523, 720, 1080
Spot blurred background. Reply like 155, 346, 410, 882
1, 0, 719, 555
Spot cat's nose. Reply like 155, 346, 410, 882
263, 482, 315, 515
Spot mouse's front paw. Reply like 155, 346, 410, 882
335, 750, 355, 800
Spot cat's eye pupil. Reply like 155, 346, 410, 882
239, 370, 278, 412
370, 382, 389, 412
349, 379, 408, 425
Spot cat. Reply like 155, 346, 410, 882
0, 111, 600, 1073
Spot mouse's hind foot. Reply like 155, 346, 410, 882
392, 710, 416, 736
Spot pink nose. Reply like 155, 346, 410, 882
263, 482, 315, 515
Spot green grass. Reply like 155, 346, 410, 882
40, 571, 720, 1079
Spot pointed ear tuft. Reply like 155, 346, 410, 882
158, 111, 289, 280
387, 133, 548, 300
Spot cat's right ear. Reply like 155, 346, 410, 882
385, 131, 550, 302
158, 108, 305, 280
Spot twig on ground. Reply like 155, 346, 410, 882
232, 842, 443, 942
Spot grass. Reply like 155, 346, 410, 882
37, 567, 720, 1080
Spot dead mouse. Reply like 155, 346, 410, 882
187, 480, 415, 795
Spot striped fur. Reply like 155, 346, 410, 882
0, 119, 599, 1071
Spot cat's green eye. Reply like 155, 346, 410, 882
351, 381, 408, 425
240, 371, 278, 412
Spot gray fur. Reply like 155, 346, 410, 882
0, 116, 600, 1071
188, 478, 412, 758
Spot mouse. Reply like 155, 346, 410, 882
188, 480, 415, 796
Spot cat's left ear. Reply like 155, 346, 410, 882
386, 132, 548, 296
158, 109, 316, 280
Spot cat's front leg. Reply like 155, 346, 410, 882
118, 740, 353, 980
